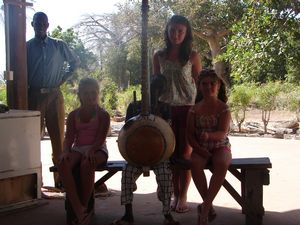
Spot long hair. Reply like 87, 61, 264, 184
164, 15, 193, 65
195, 69, 228, 103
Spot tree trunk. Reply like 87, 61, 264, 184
194, 31, 229, 86
206, 36, 229, 86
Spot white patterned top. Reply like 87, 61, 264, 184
158, 56, 197, 106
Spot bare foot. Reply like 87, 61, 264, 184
197, 204, 208, 225
198, 204, 217, 222
76, 207, 92, 225
175, 197, 189, 213
78, 211, 92, 225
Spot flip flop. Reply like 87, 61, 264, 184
111, 219, 135, 225
175, 205, 190, 213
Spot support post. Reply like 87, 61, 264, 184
3, 0, 33, 109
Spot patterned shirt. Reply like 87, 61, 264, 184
192, 107, 231, 150
158, 56, 197, 106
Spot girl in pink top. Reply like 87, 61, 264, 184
58, 77, 110, 225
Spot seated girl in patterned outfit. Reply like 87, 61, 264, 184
186, 69, 232, 225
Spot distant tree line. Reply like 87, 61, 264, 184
0, 0, 299, 130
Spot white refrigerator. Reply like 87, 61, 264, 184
0, 110, 42, 211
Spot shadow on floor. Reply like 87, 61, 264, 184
0, 190, 299, 225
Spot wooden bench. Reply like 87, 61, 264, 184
50, 157, 271, 225
49, 160, 125, 188
221, 157, 271, 225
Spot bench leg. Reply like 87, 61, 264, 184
243, 169, 266, 225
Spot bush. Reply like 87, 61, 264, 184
229, 83, 255, 132
61, 83, 79, 115
0, 84, 7, 105
116, 85, 141, 116
274, 82, 297, 110
254, 82, 281, 133
100, 77, 118, 115
284, 84, 300, 121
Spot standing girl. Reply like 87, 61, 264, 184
186, 69, 232, 225
153, 15, 202, 213
58, 77, 110, 225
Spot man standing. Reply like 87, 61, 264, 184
27, 12, 79, 189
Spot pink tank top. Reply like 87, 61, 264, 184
74, 110, 100, 146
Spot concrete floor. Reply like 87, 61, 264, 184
0, 136, 300, 225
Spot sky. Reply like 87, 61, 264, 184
0, 0, 125, 79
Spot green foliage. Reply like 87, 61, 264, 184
229, 83, 255, 132
116, 85, 141, 115
103, 45, 129, 89
254, 81, 281, 133
229, 83, 255, 109
254, 82, 281, 111
174, 0, 245, 32
221, 0, 300, 83
286, 87, 300, 113
0, 84, 6, 104
51, 26, 78, 49
286, 52, 300, 83
50, 26, 100, 84
278, 83, 300, 120
60, 83, 79, 115
275, 82, 296, 110
126, 39, 142, 85
100, 77, 118, 115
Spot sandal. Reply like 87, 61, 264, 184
175, 205, 190, 213
175, 199, 190, 213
